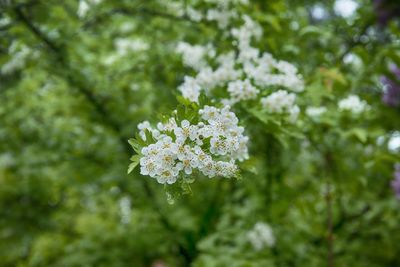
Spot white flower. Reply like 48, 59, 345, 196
199, 105, 219, 121
1, 43, 31, 74
140, 157, 158, 176
338, 95, 368, 114
176, 42, 208, 71
306, 106, 327, 117
210, 136, 229, 155
176, 151, 198, 175
261, 90, 297, 114
247, 222, 275, 251
174, 120, 198, 143
227, 79, 259, 103
77, 0, 90, 17
178, 76, 201, 103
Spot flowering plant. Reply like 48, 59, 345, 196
128, 100, 248, 192
176, 13, 304, 124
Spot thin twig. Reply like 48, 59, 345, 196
82, 6, 201, 31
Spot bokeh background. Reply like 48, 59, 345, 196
0, 0, 400, 266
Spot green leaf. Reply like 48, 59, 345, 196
347, 128, 368, 143
128, 138, 142, 154
127, 161, 139, 174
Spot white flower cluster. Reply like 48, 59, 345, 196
119, 196, 131, 224
261, 90, 300, 122
1, 43, 33, 75
306, 106, 327, 117
338, 95, 369, 114
204, 0, 250, 29
103, 38, 149, 65
175, 14, 304, 122
231, 15, 262, 52
137, 106, 249, 184
247, 222, 275, 251
206, 8, 238, 29
176, 42, 215, 71
115, 38, 149, 55
162, 0, 247, 25
227, 79, 259, 103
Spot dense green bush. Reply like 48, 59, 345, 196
0, 0, 399, 266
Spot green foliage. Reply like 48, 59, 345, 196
0, 0, 399, 267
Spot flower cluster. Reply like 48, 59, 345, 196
247, 222, 275, 251
204, 0, 249, 29
161, 0, 248, 26
176, 42, 215, 71
175, 13, 304, 122
103, 38, 149, 65
136, 106, 249, 184
306, 106, 327, 117
1, 42, 33, 75
77, 0, 102, 18
338, 95, 369, 114
115, 38, 149, 55
261, 90, 300, 122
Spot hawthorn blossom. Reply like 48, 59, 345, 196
247, 222, 276, 251
175, 13, 304, 123
227, 79, 259, 103
178, 76, 202, 103
176, 42, 211, 71
1, 42, 37, 75
306, 106, 327, 117
77, 0, 102, 17
338, 95, 369, 114
115, 38, 149, 55
261, 90, 298, 114
136, 106, 248, 184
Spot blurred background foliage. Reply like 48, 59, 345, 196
0, 0, 400, 266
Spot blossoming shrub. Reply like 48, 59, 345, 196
1, 0, 400, 267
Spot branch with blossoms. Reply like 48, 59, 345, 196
128, 99, 248, 196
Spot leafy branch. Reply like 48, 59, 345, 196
11, 2, 195, 264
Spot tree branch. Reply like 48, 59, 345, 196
14, 5, 60, 54
81, 6, 205, 31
